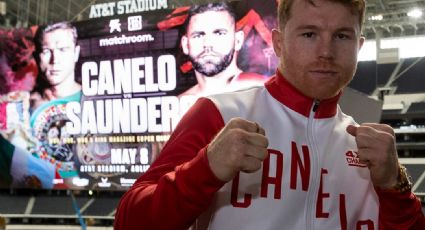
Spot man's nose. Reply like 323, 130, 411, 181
49, 49, 60, 64
202, 34, 215, 49
317, 37, 335, 60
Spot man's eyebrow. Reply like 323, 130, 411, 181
295, 25, 357, 33
213, 28, 228, 32
294, 25, 319, 31
296, 25, 356, 34
189, 31, 205, 36
336, 27, 357, 33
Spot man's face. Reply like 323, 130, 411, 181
272, 0, 364, 100
38, 28, 80, 87
181, 10, 239, 77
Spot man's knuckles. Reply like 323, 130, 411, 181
225, 128, 266, 145
355, 128, 395, 145
227, 118, 264, 134
227, 118, 250, 129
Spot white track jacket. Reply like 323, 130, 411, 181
115, 71, 424, 230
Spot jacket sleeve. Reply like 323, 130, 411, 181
377, 188, 425, 229
114, 97, 226, 230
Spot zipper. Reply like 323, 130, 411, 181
312, 99, 320, 112
305, 99, 320, 230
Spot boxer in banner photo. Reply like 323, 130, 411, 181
30, 21, 82, 182
180, 3, 267, 93
150, 3, 269, 160
178, 3, 267, 112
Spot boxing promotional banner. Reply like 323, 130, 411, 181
0, 0, 278, 190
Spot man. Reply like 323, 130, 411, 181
115, 1, 424, 229
179, 3, 265, 98
30, 21, 81, 140
31, 21, 81, 105
30, 21, 82, 187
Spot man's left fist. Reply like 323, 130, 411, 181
346, 123, 399, 189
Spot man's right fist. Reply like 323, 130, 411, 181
207, 117, 269, 182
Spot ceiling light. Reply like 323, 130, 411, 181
369, 14, 383, 21
407, 9, 423, 18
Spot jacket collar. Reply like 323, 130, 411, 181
265, 70, 341, 119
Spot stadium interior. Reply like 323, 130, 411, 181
0, 0, 425, 229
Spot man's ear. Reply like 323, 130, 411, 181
272, 29, 282, 57
358, 36, 365, 52
181, 35, 189, 55
74, 45, 80, 62
234, 30, 245, 51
